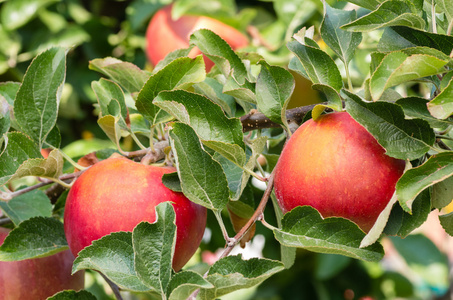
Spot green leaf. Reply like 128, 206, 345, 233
396, 152, 453, 212
10, 149, 64, 182
435, 0, 453, 21
0, 132, 41, 186
344, 0, 384, 10
391, 26, 453, 56
384, 189, 431, 237
92, 79, 128, 123
47, 290, 97, 300
0, 189, 52, 226
343, 90, 435, 160
287, 39, 343, 92
396, 97, 452, 129
13, 47, 67, 148
72, 231, 150, 292
223, 75, 256, 104
167, 270, 213, 300
0, 95, 10, 136
97, 114, 123, 150
315, 253, 352, 281
432, 176, 453, 209
193, 77, 236, 117
255, 61, 295, 127
428, 77, 453, 119
273, 206, 384, 262
369, 51, 447, 101
1, 0, 58, 31
89, 57, 150, 93
321, 3, 362, 65
341, 0, 425, 32
199, 255, 284, 299
0, 82, 20, 106
153, 90, 245, 149
190, 29, 248, 84
169, 122, 230, 211
0, 216, 67, 261
439, 212, 453, 236
136, 56, 206, 125
133, 203, 176, 295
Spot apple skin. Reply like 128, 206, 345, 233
273, 112, 405, 232
146, 5, 249, 70
64, 157, 207, 271
0, 227, 84, 300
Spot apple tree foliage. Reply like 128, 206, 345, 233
1, 0, 453, 299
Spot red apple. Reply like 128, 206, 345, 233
146, 5, 249, 70
64, 157, 207, 271
273, 112, 405, 232
0, 227, 84, 300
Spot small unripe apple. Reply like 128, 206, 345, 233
64, 157, 207, 271
146, 5, 249, 70
0, 227, 84, 300
274, 112, 405, 232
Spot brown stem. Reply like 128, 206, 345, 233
240, 103, 325, 132
98, 272, 123, 300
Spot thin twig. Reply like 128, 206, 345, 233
99, 272, 123, 300
0, 217, 12, 226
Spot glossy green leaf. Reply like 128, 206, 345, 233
255, 61, 294, 126
287, 39, 343, 92
384, 189, 431, 237
391, 26, 453, 55
427, 77, 453, 119
432, 176, 453, 209
190, 29, 248, 84
14, 47, 67, 148
321, 3, 362, 65
97, 114, 123, 150
136, 56, 206, 125
344, 90, 435, 160
72, 232, 150, 292
0, 189, 52, 226
1, 0, 57, 31
223, 75, 256, 104
193, 77, 236, 117
169, 122, 230, 211
0, 132, 41, 186
0, 82, 20, 106
396, 152, 453, 212
154, 90, 245, 149
10, 149, 64, 182
199, 255, 284, 299
168, 270, 213, 300
92, 79, 128, 122
47, 290, 97, 300
172, 0, 236, 19
369, 51, 447, 101
341, 0, 425, 32
396, 97, 452, 129
133, 203, 176, 294
274, 206, 384, 262
89, 57, 150, 93
439, 212, 453, 236
0, 217, 67, 261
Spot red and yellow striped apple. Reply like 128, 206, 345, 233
146, 5, 249, 70
0, 227, 84, 300
273, 112, 405, 232
64, 157, 207, 271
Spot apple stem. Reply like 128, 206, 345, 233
98, 272, 124, 300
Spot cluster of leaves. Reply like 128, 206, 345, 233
1, 0, 453, 299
